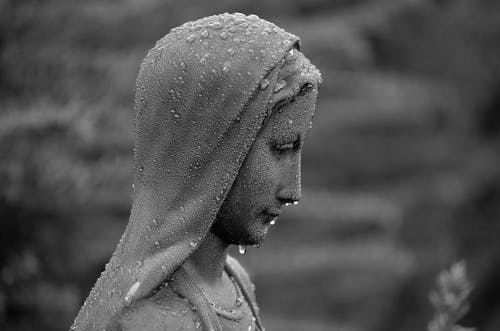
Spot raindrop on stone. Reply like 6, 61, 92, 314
209, 22, 223, 30
274, 79, 287, 93
190, 240, 198, 248
284, 202, 291, 207
124, 281, 141, 307
186, 34, 196, 43
201, 30, 209, 38
288, 119, 293, 125
152, 218, 158, 226
238, 245, 246, 254
259, 78, 270, 90
227, 48, 235, 56
270, 219, 276, 225
219, 31, 228, 40
222, 61, 231, 73
292, 201, 299, 205
236, 297, 244, 306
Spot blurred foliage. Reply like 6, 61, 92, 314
1, 0, 500, 330
428, 261, 474, 331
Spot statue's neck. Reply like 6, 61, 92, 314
183, 230, 229, 285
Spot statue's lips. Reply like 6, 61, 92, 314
262, 208, 281, 223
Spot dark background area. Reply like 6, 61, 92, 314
1, 0, 500, 330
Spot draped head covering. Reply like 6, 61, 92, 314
72, 13, 321, 330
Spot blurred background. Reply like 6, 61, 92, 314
1, 0, 500, 330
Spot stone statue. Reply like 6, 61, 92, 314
71, 12, 321, 331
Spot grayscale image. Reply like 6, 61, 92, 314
1, 1, 499, 331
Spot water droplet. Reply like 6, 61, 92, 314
161, 265, 167, 271
222, 61, 231, 73
152, 218, 158, 226
227, 48, 235, 56
288, 119, 293, 125
259, 78, 270, 90
200, 57, 207, 65
186, 34, 195, 43
209, 21, 223, 30
270, 219, 276, 225
236, 297, 244, 306
284, 202, 291, 207
154, 241, 160, 248
274, 80, 287, 93
293, 201, 299, 205
248, 14, 259, 21
219, 31, 228, 40
235, 18, 246, 25
139, 166, 144, 173
190, 240, 198, 248
124, 281, 141, 307
238, 245, 246, 254
201, 30, 209, 38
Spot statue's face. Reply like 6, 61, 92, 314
212, 88, 317, 245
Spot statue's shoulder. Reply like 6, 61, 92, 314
117, 284, 201, 331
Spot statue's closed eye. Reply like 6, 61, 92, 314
271, 135, 301, 156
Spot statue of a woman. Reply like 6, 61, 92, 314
71, 13, 321, 331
